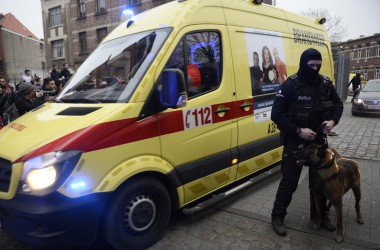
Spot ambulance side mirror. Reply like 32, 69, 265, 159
161, 69, 188, 109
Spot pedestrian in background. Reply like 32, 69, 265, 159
54, 79, 63, 93
20, 69, 32, 83
50, 65, 60, 80
34, 76, 43, 91
348, 73, 361, 102
0, 78, 16, 111
0, 78, 17, 126
59, 63, 72, 86
14, 82, 44, 116
42, 77, 58, 101
270, 48, 343, 236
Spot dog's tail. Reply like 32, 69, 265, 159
330, 147, 343, 160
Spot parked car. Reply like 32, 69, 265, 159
351, 79, 380, 116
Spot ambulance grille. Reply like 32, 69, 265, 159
0, 158, 12, 192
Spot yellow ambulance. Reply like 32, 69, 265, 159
0, 0, 334, 249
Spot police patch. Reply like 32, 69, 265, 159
276, 89, 285, 98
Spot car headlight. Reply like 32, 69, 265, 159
20, 150, 82, 195
353, 98, 363, 105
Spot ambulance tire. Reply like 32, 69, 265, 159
103, 176, 171, 250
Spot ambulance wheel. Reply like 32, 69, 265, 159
103, 176, 171, 250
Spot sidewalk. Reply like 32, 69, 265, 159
150, 159, 379, 250
150, 101, 380, 250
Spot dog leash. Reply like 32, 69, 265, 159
315, 122, 327, 134
309, 123, 329, 145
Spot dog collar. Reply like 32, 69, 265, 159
318, 155, 335, 169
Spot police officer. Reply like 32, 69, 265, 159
270, 48, 343, 236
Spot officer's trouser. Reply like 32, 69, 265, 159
271, 144, 303, 221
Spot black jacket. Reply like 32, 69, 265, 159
0, 91, 17, 114
50, 69, 60, 80
14, 94, 45, 116
271, 74, 343, 137
59, 69, 71, 80
349, 76, 361, 90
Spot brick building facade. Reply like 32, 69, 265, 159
42, 0, 173, 73
41, 0, 71, 73
333, 33, 380, 80
42, 0, 273, 74
71, 0, 175, 70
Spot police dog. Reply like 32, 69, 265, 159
294, 144, 364, 243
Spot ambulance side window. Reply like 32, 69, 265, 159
165, 31, 222, 98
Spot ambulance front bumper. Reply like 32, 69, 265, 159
0, 191, 111, 248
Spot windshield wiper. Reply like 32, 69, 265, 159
59, 98, 101, 103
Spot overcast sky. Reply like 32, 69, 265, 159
275, 0, 379, 40
1, 0, 44, 38
0, 0, 379, 41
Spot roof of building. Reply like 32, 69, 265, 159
334, 33, 380, 45
0, 13, 40, 41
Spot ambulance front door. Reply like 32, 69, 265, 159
158, 26, 237, 204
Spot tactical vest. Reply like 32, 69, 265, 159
286, 74, 334, 130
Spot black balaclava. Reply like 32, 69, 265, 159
297, 48, 322, 87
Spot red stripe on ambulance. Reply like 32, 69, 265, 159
16, 98, 255, 163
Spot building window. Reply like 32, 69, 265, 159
365, 46, 369, 59
52, 40, 64, 59
353, 46, 358, 60
127, 0, 140, 6
97, 28, 108, 44
0, 59, 3, 73
96, 0, 107, 14
78, 0, 86, 18
49, 7, 62, 27
350, 49, 354, 60
79, 32, 88, 53
378, 44, 380, 56
376, 68, 380, 79
364, 68, 368, 80
358, 48, 361, 59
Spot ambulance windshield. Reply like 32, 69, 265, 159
57, 28, 171, 103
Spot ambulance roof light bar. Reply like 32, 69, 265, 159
121, 9, 134, 22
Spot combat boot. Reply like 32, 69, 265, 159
272, 219, 287, 236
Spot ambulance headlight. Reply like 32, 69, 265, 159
26, 166, 57, 190
20, 151, 82, 195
